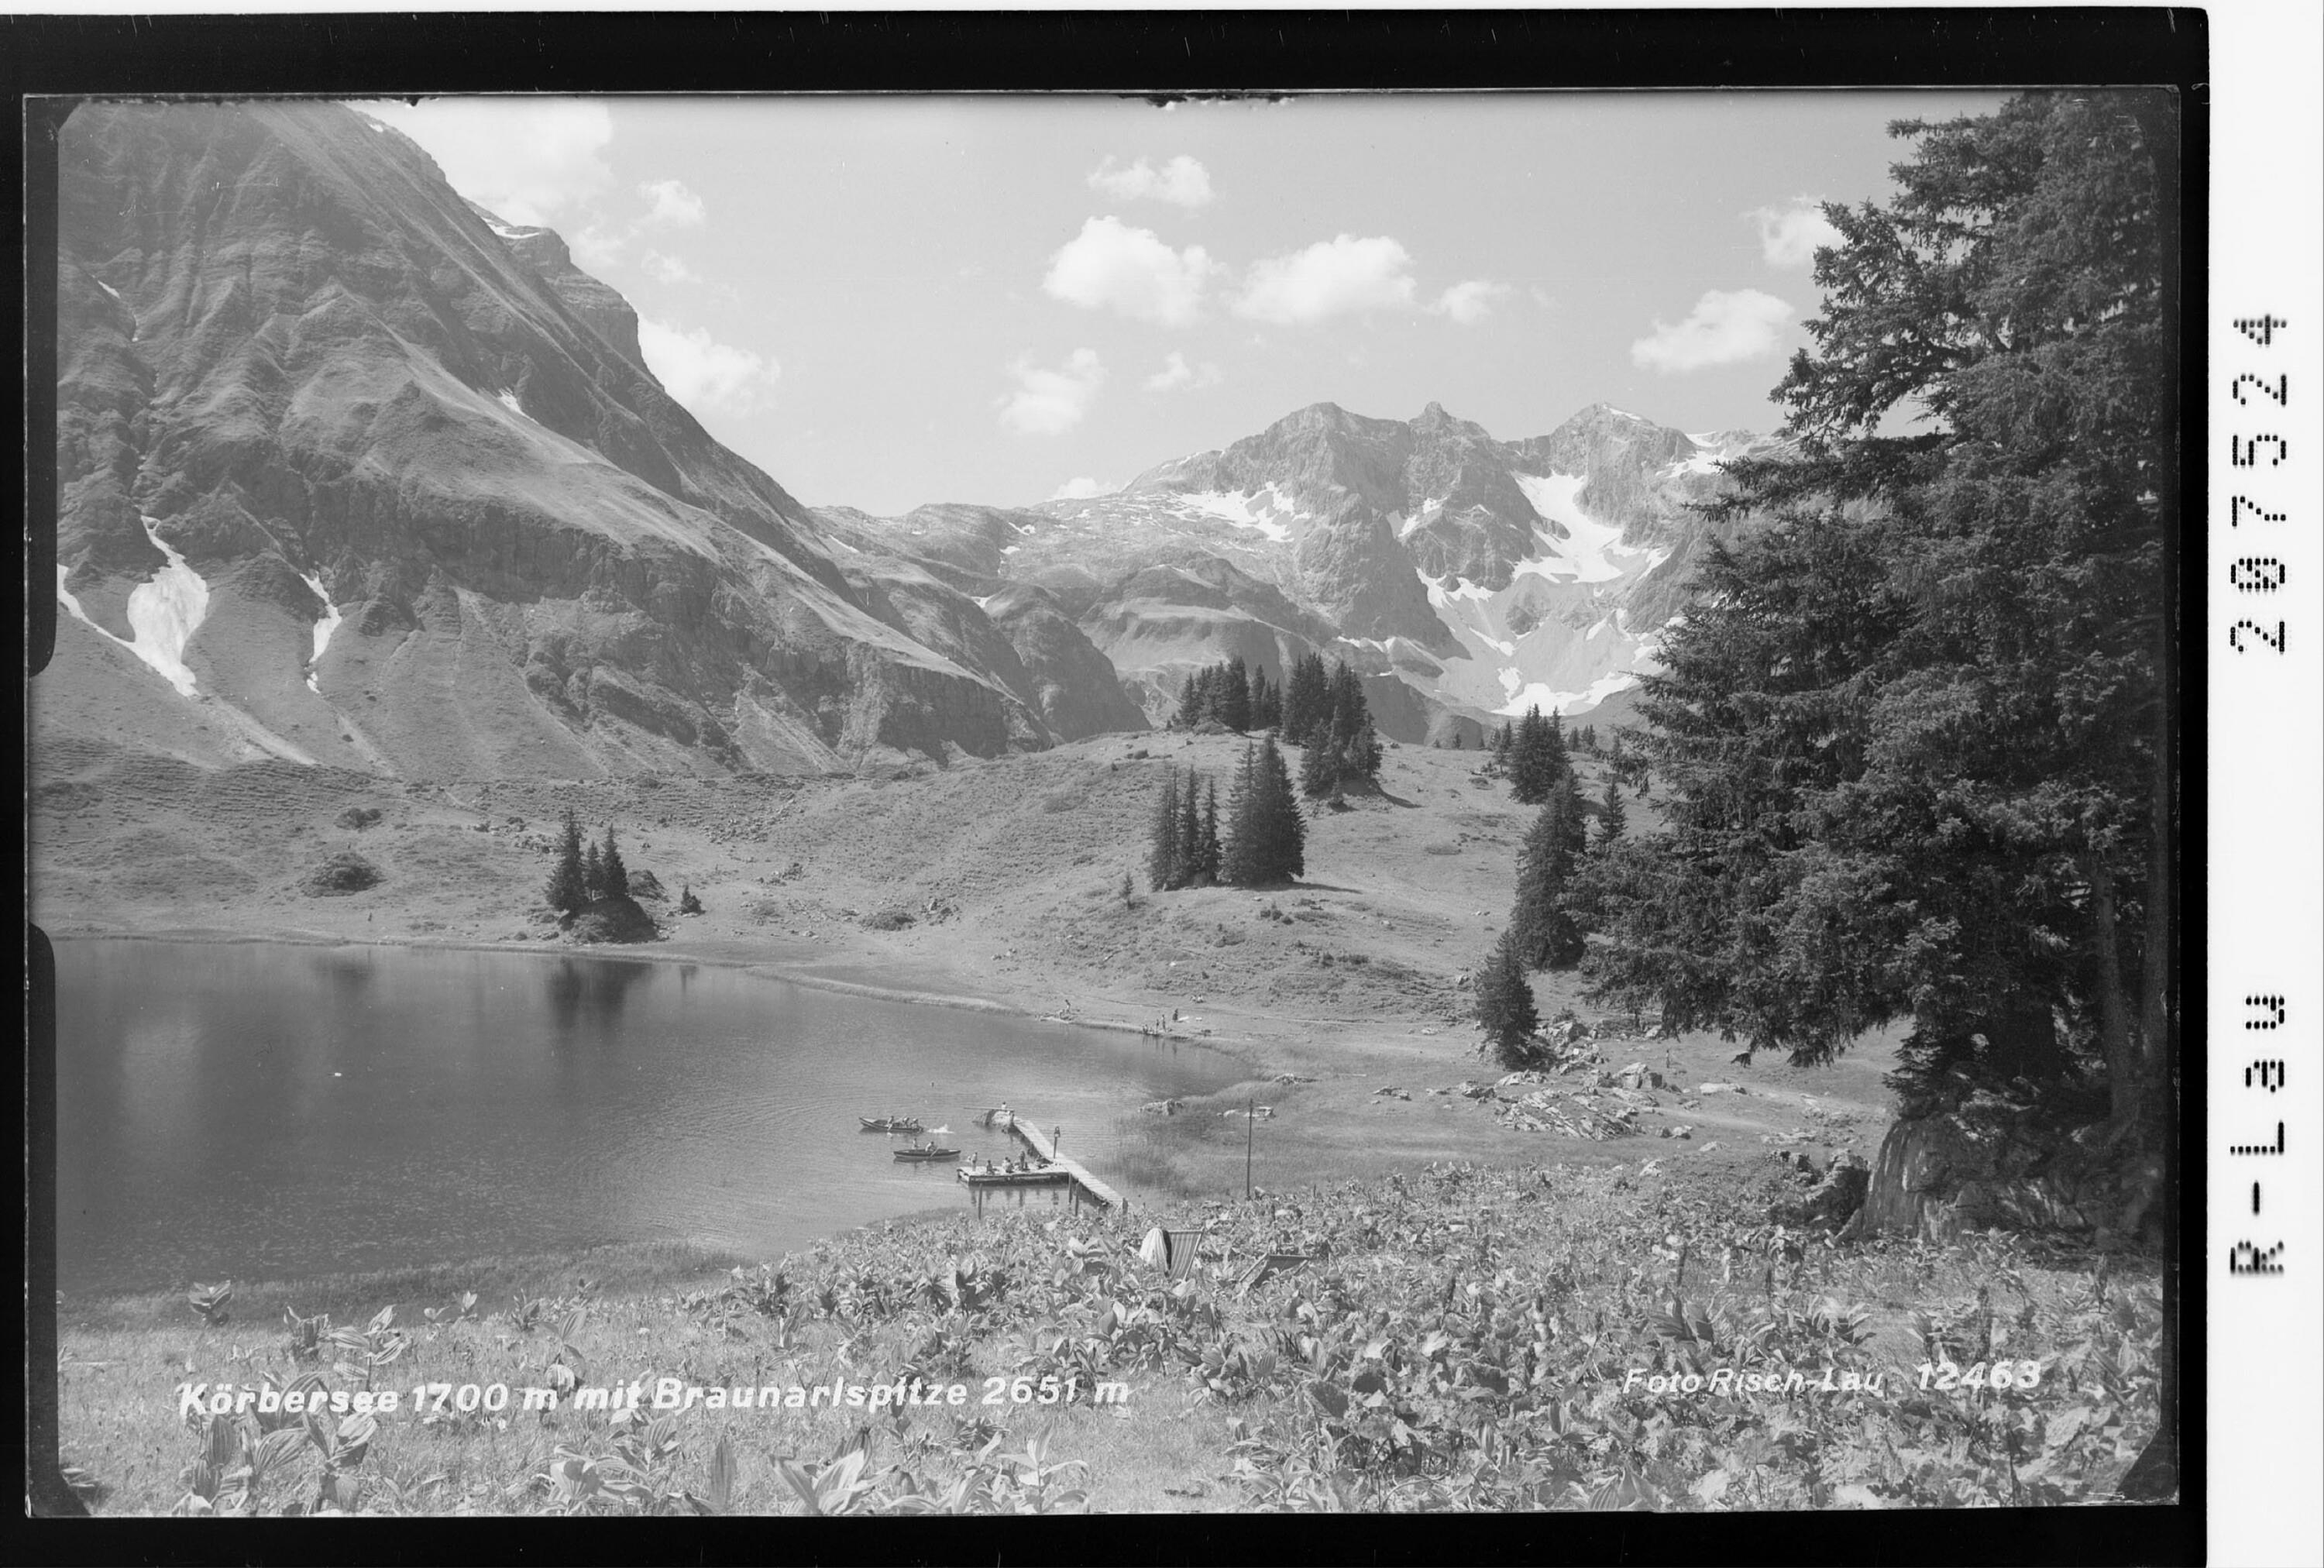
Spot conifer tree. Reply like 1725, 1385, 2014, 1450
1595, 779, 1628, 850
1509, 785, 1587, 970
1495, 720, 1514, 761
1511, 706, 1558, 804
1198, 779, 1222, 885
1147, 766, 1181, 891
1176, 770, 1206, 885
1298, 730, 1337, 798
1249, 667, 1280, 731
1176, 673, 1198, 727
1224, 738, 1305, 885
1255, 736, 1305, 882
597, 826, 630, 899
1219, 655, 1252, 733
547, 808, 587, 915
582, 840, 604, 901
1282, 652, 1329, 746
1475, 927, 1542, 1065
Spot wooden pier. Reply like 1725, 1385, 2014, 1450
991, 1112, 1126, 1212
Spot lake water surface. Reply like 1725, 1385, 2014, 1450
53, 939, 1234, 1295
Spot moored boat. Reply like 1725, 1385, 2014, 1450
892, 1144, 961, 1161
859, 1116, 925, 1133
957, 1162, 1063, 1185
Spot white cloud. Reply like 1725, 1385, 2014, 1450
639, 178, 707, 229
999, 349, 1106, 436
1048, 476, 1119, 500
638, 318, 780, 414
1629, 289, 1795, 373
1750, 198, 1844, 267
1042, 217, 1216, 327
1146, 350, 1222, 392
641, 249, 699, 284
1234, 234, 1418, 325
1430, 279, 1511, 325
1088, 155, 1214, 208
359, 98, 613, 227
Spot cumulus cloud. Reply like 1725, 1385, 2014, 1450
639, 178, 706, 228
1430, 279, 1511, 325
1629, 289, 1795, 373
1146, 350, 1222, 392
638, 318, 781, 414
1234, 234, 1418, 325
359, 98, 614, 227
999, 349, 1106, 435
1087, 155, 1214, 208
1048, 476, 1120, 500
1043, 217, 1217, 327
641, 249, 699, 284
1750, 198, 1844, 267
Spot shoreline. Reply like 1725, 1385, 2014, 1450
36, 919, 1265, 1063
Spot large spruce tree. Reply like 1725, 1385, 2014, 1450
1224, 738, 1305, 885
1509, 775, 1588, 970
1176, 771, 1206, 885
1281, 653, 1329, 746
546, 808, 586, 914
1583, 91, 2177, 1139
1474, 927, 1542, 1065
598, 826, 630, 900
1147, 766, 1181, 891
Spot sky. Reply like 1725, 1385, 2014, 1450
361, 92, 2006, 516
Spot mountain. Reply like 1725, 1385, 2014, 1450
46, 99, 1136, 780
838, 401, 1783, 737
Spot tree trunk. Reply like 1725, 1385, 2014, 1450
2084, 854, 2141, 1130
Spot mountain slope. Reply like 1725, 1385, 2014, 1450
47, 99, 1131, 780
840, 401, 1781, 731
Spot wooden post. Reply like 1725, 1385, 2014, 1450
1246, 1095, 1254, 1199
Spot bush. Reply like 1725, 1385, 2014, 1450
303, 851, 382, 896
335, 806, 383, 830
569, 894, 658, 944
862, 908, 916, 931
626, 869, 666, 901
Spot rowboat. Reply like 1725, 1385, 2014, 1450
957, 1163, 1063, 1186
892, 1145, 961, 1162
859, 1116, 924, 1133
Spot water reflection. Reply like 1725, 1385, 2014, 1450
56, 939, 1232, 1295
543, 955, 656, 1040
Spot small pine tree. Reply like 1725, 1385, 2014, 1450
1596, 778, 1628, 850
1475, 927, 1542, 1065
1198, 779, 1222, 885
1495, 720, 1514, 761
1509, 788, 1586, 971
547, 808, 586, 914
1177, 771, 1206, 885
1148, 766, 1181, 891
1283, 652, 1329, 746
678, 884, 703, 915
1298, 727, 1337, 797
1219, 655, 1252, 733
598, 826, 630, 900
1255, 736, 1305, 883
1451, 730, 1463, 749
582, 840, 604, 902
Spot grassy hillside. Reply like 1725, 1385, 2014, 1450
57, 1156, 2161, 1515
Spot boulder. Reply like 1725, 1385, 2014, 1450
1857, 1092, 2166, 1246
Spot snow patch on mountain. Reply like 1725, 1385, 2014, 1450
56, 519, 212, 697
301, 572, 341, 693
1172, 484, 1299, 544
1511, 473, 1663, 585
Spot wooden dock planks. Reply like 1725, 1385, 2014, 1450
995, 1111, 1126, 1211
